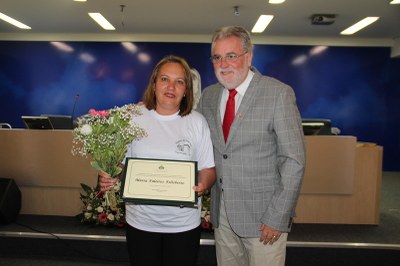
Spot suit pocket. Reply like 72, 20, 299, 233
252, 183, 275, 193
251, 184, 275, 211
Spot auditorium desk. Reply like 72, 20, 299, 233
0, 129, 97, 216
0, 130, 383, 224
294, 136, 383, 225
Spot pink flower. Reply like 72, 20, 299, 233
97, 110, 110, 117
89, 109, 110, 117
98, 213, 107, 222
201, 221, 213, 230
107, 213, 115, 221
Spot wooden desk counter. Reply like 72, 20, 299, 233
0, 129, 97, 216
0, 131, 383, 224
294, 136, 383, 225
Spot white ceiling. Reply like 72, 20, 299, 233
0, 0, 399, 45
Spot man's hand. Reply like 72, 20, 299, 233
258, 224, 282, 245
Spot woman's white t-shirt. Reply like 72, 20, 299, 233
124, 107, 215, 233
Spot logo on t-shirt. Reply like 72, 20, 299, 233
175, 139, 192, 156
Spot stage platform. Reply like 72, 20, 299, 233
1, 214, 400, 266
1, 172, 400, 265
1, 214, 400, 249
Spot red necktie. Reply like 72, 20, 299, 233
222, 89, 237, 142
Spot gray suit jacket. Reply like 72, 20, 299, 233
198, 67, 305, 237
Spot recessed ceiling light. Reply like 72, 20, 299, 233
88, 13, 115, 30
269, 0, 286, 4
340, 17, 379, 35
74, 0, 87, 2
251, 15, 274, 33
0, 12, 31, 29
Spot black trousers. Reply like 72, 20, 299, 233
126, 224, 201, 266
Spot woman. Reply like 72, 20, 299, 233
124, 55, 216, 266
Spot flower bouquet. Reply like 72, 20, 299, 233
72, 104, 146, 226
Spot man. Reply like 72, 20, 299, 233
197, 26, 306, 266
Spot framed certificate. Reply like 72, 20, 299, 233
121, 158, 198, 207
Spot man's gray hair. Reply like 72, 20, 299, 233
211, 26, 253, 53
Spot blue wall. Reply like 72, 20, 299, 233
0, 41, 399, 170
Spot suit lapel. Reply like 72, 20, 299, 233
210, 86, 226, 151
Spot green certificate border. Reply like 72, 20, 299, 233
121, 157, 198, 208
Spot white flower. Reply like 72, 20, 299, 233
97, 206, 104, 213
107, 213, 115, 221
84, 212, 92, 219
87, 205, 92, 211
80, 124, 93, 135
114, 181, 121, 190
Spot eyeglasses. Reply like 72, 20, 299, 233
210, 51, 248, 64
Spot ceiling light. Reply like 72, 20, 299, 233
251, 15, 274, 33
88, 13, 115, 30
340, 17, 379, 35
0, 12, 31, 29
74, 0, 87, 2
269, 0, 286, 4
390, 0, 400, 4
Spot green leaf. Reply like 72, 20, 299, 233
114, 166, 122, 176
80, 194, 88, 200
90, 161, 102, 171
81, 183, 92, 193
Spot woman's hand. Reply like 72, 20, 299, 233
193, 167, 216, 197
99, 171, 118, 192
193, 182, 208, 197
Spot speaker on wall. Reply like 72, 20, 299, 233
0, 178, 21, 224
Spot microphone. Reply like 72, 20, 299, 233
71, 94, 80, 128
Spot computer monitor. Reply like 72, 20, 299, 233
21, 116, 53, 129
302, 118, 332, 135
41, 114, 73, 129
